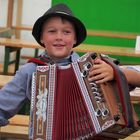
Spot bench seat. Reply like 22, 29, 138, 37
0, 115, 29, 139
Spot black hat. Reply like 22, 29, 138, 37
32, 3, 87, 47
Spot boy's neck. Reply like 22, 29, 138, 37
40, 52, 72, 66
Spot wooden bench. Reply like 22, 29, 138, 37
0, 74, 13, 88
87, 29, 139, 39
130, 87, 140, 104
120, 131, 140, 140
0, 115, 29, 139
0, 63, 16, 75
0, 27, 21, 75
0, 37, 42, 75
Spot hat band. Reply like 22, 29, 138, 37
55, 11, 71, 16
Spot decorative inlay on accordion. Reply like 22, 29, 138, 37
29, 53, 139, 140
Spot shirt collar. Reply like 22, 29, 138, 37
39, 51, 79, 66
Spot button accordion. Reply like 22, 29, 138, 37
29, 53, 139, 140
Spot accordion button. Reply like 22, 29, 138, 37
114, 115, 120, 122
81, 70, 88, 77
93, 91, 101, 96
95, 109, 102, 117
90, 82, 97, 87
90, 53, 98, 60
91, 87, 98, 92
83, 62, 92, 70
95, 96, 102, 102
101, 108, 109, 117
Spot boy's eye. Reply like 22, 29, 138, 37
64, 30, 71, 34
48, 30, 56, 33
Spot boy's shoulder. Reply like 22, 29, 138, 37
18, 62, 38, 76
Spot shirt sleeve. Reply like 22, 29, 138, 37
0, 63, 37, 126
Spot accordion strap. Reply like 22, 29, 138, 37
28, 57, 49, 66
101, 56, 134, 128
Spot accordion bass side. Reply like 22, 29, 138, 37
29, 52, 139, 140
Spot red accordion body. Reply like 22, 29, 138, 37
29, 53, 139, 140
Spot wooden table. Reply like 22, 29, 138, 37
0, 37, 41, 75
1, 37, 140, 57
74, 44, 140, 58
1, 37, 140, 74
0, 28, 20, 75
0, 37, 42, 49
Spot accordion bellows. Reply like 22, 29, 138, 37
29, 53, 139, 140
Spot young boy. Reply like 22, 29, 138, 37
0, 3, 138, 140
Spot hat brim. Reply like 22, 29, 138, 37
32, 13, 87, 47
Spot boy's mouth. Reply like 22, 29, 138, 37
53, 44, 65, 48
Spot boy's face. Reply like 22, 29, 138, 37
41, 16, 77, 60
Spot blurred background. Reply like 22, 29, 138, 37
0, 1, 140, 140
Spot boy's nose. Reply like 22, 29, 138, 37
56, 32, 63, 39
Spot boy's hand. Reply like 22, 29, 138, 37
88, 58, 114, 84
